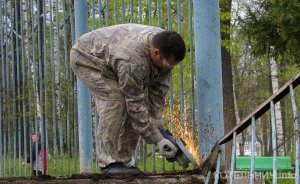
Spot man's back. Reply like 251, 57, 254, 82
74, 23, 163, 61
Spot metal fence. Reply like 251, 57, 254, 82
0, 0, 202, 177
4, 1, 298, 183
204, 73, 300, 184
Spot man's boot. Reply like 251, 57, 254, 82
101, 162, 142, 176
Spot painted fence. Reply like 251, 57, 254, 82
206, 74, 300, 184
3, 1, 299, 184
1, 0, 214, 177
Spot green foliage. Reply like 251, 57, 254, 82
239, 0, 300, 64
232, 3, 300, 159
220, 0, 233, 52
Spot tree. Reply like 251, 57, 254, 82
231, 0, 274, 158
239, 0, 300, 63
269, 56, 284, 156
220, 0, 236, 170
238, 0, 300, 156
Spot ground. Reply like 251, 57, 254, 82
0, 169, 213, 184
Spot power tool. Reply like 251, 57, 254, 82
159, 129, 200, 169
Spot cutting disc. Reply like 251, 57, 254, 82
176, 138, 200, 169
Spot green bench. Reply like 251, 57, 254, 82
236, 156, 294, 172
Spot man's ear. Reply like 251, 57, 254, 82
150, 47, 158, 58
152, 48, 160, 58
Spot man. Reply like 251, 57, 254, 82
22, 133, 47, 176
70, 23, 186, 175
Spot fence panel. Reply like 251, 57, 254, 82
0, 0, 197, 177
208, 73, 300, 184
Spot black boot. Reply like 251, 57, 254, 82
101, 163, 142, 176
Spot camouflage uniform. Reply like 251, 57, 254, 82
70, 24, 171, 167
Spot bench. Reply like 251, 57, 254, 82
236, 156, 294, 172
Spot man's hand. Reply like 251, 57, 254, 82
151, 118, 164, 129
156, 138, 177, 158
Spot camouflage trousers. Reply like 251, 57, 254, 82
70, 49, 139, 168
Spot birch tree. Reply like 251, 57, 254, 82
270, 56, 284, 156
238, 0, 300, 156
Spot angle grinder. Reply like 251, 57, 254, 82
159, 129, 200, 169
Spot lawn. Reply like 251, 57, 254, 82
2, 158, 297, 184
264, 172, 296, 184
1, 156, 193, 177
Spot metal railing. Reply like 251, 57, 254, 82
202, 73, 300, 184
0, 0, 201, 177
1, 1, 299, 183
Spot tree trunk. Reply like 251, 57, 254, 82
221, 0, 235, 171
262, 115, 269, 156
281, 98, 286, 155
21, 0, 35, 155
270, 57, 285, 156
233, 84, 243, 157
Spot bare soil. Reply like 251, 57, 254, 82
0, 169, 209, 184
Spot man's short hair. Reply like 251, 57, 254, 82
151, 30, 186, 61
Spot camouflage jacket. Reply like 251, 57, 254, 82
72, 24, 172, 143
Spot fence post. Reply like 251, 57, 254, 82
193, 0, 224, 163
74, 0, 93, 174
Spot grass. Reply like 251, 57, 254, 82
264, 172, 296, 184
2, 159, 297, 184
1, 156, 193, 177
